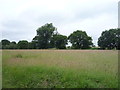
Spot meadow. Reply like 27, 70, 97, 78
2, 50, 118, 88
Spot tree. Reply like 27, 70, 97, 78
98, 28, 120, 49
18, 40, 29, 49
7, 41, 18, 49
1, 39, 10, 46
68, 30, 93, 49
31, 36, 39, 49
5, 43, 18, 49
51, 34, 68, 49
1, 39, 10, 49
35, 23, 57, 49
11, 41, 16, 44
28, 41, 37, 49
1, 40, 18, 49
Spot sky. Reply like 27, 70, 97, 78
0, 0, 119, 46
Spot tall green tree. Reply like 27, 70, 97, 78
35, 23, 57, 49
18, 40, 29, 49
68, 30, 93, 49
51, 34, 68, 49
1, 39, 10, 46
98, 28, 120, 49
1, 39, 10, 49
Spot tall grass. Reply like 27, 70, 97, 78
2, 50, 118, 88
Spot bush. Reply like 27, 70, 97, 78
15, 54, 23, 58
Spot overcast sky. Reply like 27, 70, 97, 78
0, 0, 119, 46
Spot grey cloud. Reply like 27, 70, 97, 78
73, 2, 117, 21
2, 19, 36, 42
15, 0, 117, 26
2, 29, 35, 42
2, 20, 28, 31
19, 9, 71, 25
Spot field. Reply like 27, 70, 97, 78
2, 50, 118, 88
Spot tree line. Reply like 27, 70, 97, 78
0, 23, 120, 50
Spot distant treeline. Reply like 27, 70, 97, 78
1, 23, 120, 50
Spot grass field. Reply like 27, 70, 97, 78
2, 50, 118, 88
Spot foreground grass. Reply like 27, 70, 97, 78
2, 50, 118, 88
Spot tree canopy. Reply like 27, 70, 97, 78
18, 40, 29, 49
35, 23, 57, 49
1, 39, 10, 46
1, 23, 119, 50
68, 30, 93, 49
98, 28, 120, 49
1, 39, 10, 49
51, 34, 68, 49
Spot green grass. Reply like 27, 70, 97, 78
2, 50, 118, 88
